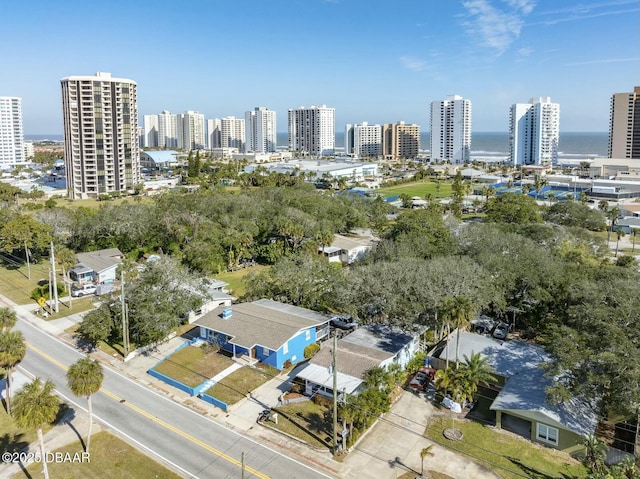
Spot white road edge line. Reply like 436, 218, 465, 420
17, 316, 334, 479
17, 365, 199, 479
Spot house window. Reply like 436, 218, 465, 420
305, 330, 311, 341
536, 424, 558, 445
263, 347, 269, 356
282, 342, 288, 354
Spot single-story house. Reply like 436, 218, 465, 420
194, 299, 330, 370
319, 234, 376, 265
69, 248, 123, 284
428, 331, 598, 453
295, 324, 419, 398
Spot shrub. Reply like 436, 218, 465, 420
304, 342, 320, 359
31, 282, 65, 302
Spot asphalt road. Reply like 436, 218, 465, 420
15, 317, 332, 479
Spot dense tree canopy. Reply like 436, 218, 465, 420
5, 182, 639, 418
485, 193, 542, 224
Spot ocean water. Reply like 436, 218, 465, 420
277, 131, 609, 159
28, 132, 609, 158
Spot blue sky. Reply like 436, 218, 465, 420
2, 0, 638, 134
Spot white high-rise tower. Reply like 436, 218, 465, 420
430, 95, 472, 164
61, 72, 140, 199
177, 111, 205, 150
509, 97, 560, 166
0, 97, 25, 167
245, 107, 276, 153
288, 105, 335, 156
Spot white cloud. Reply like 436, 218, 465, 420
400, 56, 427, 72
565, 57, 640, 66
461, 0, 536, 56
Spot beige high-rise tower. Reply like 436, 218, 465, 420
382, 121, 420, 160
609, 86, 640, 159
61, 72, 140, 199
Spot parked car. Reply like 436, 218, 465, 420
329, 315, 359, 330
492, 322, 509, 340
71, 284, 97, 297
408, 367, 436, 391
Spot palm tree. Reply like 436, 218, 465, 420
607, 206, 620, 243
440, 296, 476, 368
12, 378, 59, 479
0, 307, 17, 331
66, 357, 103, 453
597, 199, 609, 214
582, 434, 606, 474
615, 229, 625, 257
0, 330, 26, 414
458, 352, 497, 399
534, 175, 548, 201
420, 445, 434, 478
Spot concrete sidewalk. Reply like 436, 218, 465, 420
2, 293, 502, 479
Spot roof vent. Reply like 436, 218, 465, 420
221, 307, 232, 320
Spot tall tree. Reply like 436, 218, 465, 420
12, 378, 59, 479
0, 307, 17, 331
440, 296, 475, 368
66, 357, 104, 453
0, 330, 26, 414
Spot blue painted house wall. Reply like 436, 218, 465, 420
198, 325, 317, 370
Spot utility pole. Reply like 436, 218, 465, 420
332, 330, 338, 454
241, 452, 245, 479
24, 240, 31, 280
50, 242, 59, 313
48, 269, 53, 313
121, 271, 129, 358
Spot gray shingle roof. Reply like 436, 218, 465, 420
435, 331, 598, 436
194, 301, 328, 351
490, 369, 599, 436
75, 248, 123, 274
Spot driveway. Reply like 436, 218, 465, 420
340, 389, 502, 479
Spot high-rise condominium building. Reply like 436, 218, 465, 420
0, 96, 25, 167
158, 110, 178, 148
245, 107, 276, 153
142, 114, 158, 148
61, 72, 140, 199
206, 119, 221, 150
509, 97, 560, 166
609, 86, 640, 159
345, 122, 382, 158
430, 95, 472, 164
177, 111, 205, 150
288, 105, 335, 156
220, 116, 245, 151
381, 121, 420, 160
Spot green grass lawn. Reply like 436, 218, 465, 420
204, 364, 276, 405
0, 262, 55, 305
18, 431, 181, 479
0, 406, 38, 454
1, 403, 70, 455
153, 345, 234, 387
39, 296, 97, 321
378, 180, 454, 199
214, 265, 268, 297
268, 400, 333, 448
426, 416, 588, 479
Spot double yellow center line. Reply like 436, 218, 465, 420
27, 343, 270, 479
